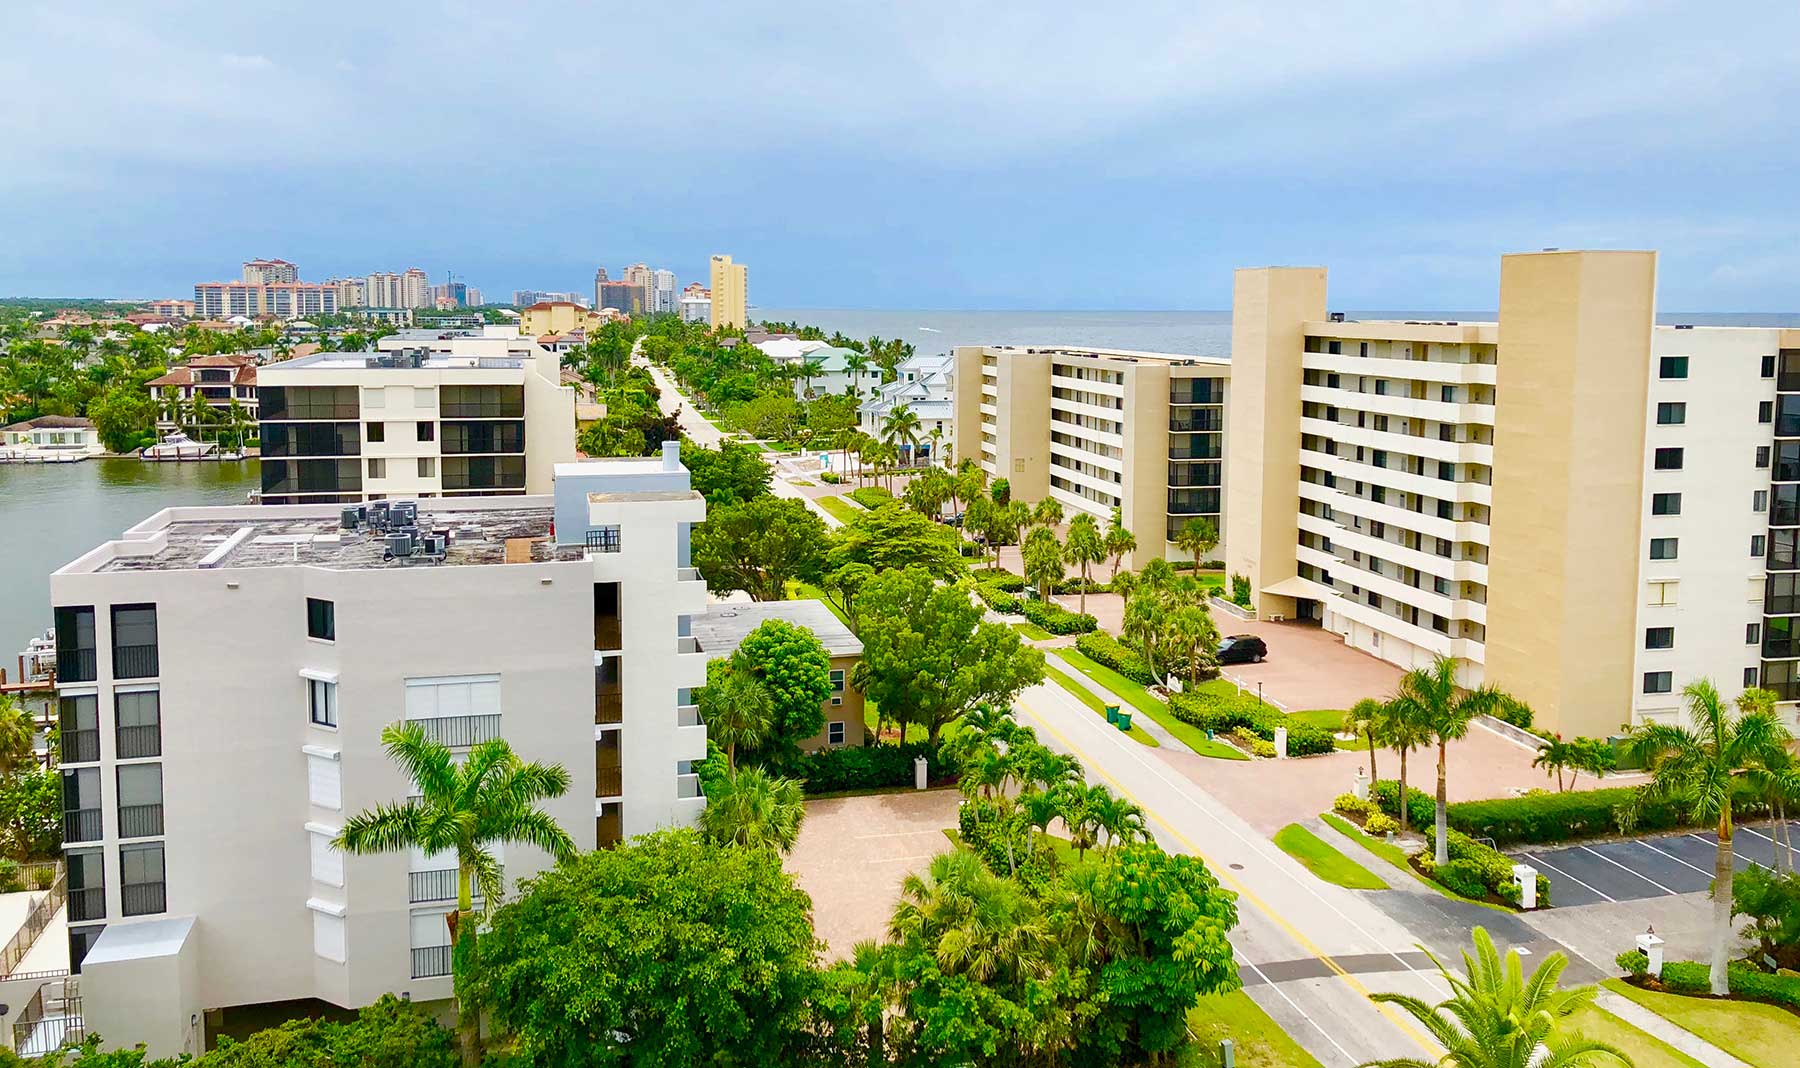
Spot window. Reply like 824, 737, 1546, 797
1652, 492, 1681, 515
310, 827, 344, 886
1653, 448, 1683, 470
1749, 623, 1763, 645
1644, 671, 1673, 694
1763, 354, 1777, 378
307, 750, 342, 809
1648, 580, 1678, 606
120, 843, 165, 916
1438, 461, 1455, 481
66, 848, 104, 922
116, 763, 163, 839
828, 721, 846, 746
1758, 446, 1772, 470
1440, 385, 1455, 403
1754, 535, 1768, 558
62, 767, 102, 843
1746, 666, 1762, 688
307, 598, 335, 641
1434, 576, 1450, 596
1762, 401, 1775, 424
1645, 627, 1674, 650
829, 669, 845, 706
367, 458, 385, 479
1656, 402, 1686, 425
363, 386, 385, 409
1649, 538, 1679, 560
60, 694, 99, 763
418, 457, 436, 478
115, 690, 161, 759
1659, 356, 1689, 379
53, 606, 96, 682
416, 421, 435, 442
1755, 489, 1770, 513
309, 678, 338, 727
313, 910, 347, 963
111, 604, 158, 679
366, 421, 385, 442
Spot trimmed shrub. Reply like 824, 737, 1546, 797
1074, 631, 1157, 686
1053, 577, 1109, 595
958, 540, 983, 557
1443, 780, 1770, 847
976, 583, 1022, 614
1371, 780, 1437, 830
848, 486, 894, 509
972, 568, 1027, 592
1228, 573, 1252, 607
1333, 793, 1375, 819
1623, 958, 1800, 1010
1020, 599, 1098, 635
820, 471, 843, 484
1422, 825, 1552, 906
796, 742, 944, 794
1617, 950, 1649, 977
1167, 691, 1336, 756
1364, 812, 1399, 835
1434, 859, 1489, 900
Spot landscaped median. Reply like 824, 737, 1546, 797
1051, 647, 1246, 760
1318, 811, 1516, 913
1043, 665, 1159, 747
1272, 823, 1387, 890
1605, 968, 1800, 1068
1331, 792, 1550, 908
815, 494, 864, 525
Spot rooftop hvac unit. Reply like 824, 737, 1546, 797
1329, 312, 1346, 323
385, 531, 416, 558
390, 500, 419, 527
418, 533, 448, 558
339, 505, 365, 530
367, 500, 392, 531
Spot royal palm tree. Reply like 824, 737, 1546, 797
1384, 655, 1527, 865
1374, 698, 1435, 835
1361, 927, 1627, 1068
1022, 527, 1064, 604
1064, 513, 1107, 616
1103, 517, 1137, 582
1631, 677, 1786, 994
336, 724, 575, 1066
881, 404, 923, 468
696, 666, 774, 768
698, 764, 807, 854
889, 849, 1050, 986
1349, 697, 1386, 789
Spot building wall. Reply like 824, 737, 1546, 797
1486, 251, 1657, 738
708, 256, 747, 330
519, 304, 603, 337
793, 653, 867, 751
994, 350, 1051, 502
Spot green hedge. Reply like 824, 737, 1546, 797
1371, 780, 1437, 829
1021, 599, 1097, 634
972, 568, 1027, 591
1052, 577, 1109, 595
795, 742, 946, 794
976, 583, 1022, 614
848, 486, 894, 509
1617, 953, 1800, 1010
1437, 781, 1770, 847
1420, 825, 1551, 907
1074, 632, 1157, 685
1167, 692, 1335, 757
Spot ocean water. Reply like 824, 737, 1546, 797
757, 308, 1800, 360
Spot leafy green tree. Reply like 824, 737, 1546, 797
823, 561, 875, 620
735, 618, 834, 759
853, 567, 1045, 744
680, 439, 772, 505
828, 500, 965, 580
1021, 527, 1064, 603
990, 477, 1011, 505
1631, 677, 1788, 994
335, 725, 574, 1066
902, 464, 954, 518
0, 761, 60, 860
474, 829, 822, 1067
699, 765, 807, 853
86, 386, 158, 452
695, 658, 774, 768
1360, 927, 1625, 1068
1384, 655, 1528, 864
197, 994, 456, 1068
1173, 517, 1219, 564
1732, 863, 1800, 970
1063, 513, 1107, 615
691, 496, 829, 601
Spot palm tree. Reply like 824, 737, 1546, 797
1103, 518, 1137, 582
699, 765, 807, 853
1167, 603, 1219, 689
1361, 927, 1627, 1068
842, 350, 871, 398
1022, 527, 1065, 604
1384, 655, 1527, 865
889, 850, 1049, 986
1532, 736, 1583, 792
696, 667, 774, 768
0, 696, 37, 777
1063, 513, 1106, 615
1173, 517, 1219, 565
881, 404, 922, 468
1374, 698, 1435, 835
336, 724, 575, 1066
1349, 697, 1385, 789
1032, 498, 1064, 531
1089, 790, 1148, 854
1631, 677, 1786, 994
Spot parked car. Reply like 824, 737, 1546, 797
1215, 634, 1268, 665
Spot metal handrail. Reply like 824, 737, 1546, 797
118, 803, 164, 839
410, 945, 452, 979
0, 869, 65, 978
406, 714, 500, 748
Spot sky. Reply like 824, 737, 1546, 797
3, 1, 1799, 310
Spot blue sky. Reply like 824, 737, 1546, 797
4, 1, 1799, 310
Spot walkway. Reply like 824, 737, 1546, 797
1592, 988, 1750, 1068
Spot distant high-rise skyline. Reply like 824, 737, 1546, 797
709, 254, 747, 329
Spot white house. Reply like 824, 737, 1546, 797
861, 353, 954, 463
1, 416, 105, 460
753, 340, 881, 401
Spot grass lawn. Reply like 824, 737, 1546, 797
1183, 990, 1323, 1068
1289, 708, 1365, 751
1566, 1002, 1705, 1068
1045, 669, 1159, 747
785, 580, 853, 628
1602, 978, 1800, 1067
1053, 649, 1247, 760
1272, 823, 1387, 889
1013, 621, 1056, 641
791, 479, 815, 486
1318, 813, 1511, 913
815, 495, 863, 524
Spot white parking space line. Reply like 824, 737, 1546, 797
1526, 853, 1615, 903
1580, 845, 1678, 895
1637, 838, 1715, 880
1739, 825, 1796, 868
1689, 832, 1766, 869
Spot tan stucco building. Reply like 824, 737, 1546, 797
708, 255, 748, 331
689, 599, 867, 750
518, 301, 609, 337
1227, 250, 1800, 739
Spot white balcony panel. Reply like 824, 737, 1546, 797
1050, 372, 1125, 398
1301, 351, 1498, 386
1048, 438, 1124, 474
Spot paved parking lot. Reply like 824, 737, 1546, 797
1514, 823, 1797, 907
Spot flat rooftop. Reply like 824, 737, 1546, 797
690, 600, 862, 657
974, 344, 1230, 368
63, 499, 587, 575
263, 351, 527, 372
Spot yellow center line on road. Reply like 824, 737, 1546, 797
1020, 693, 1443, 1060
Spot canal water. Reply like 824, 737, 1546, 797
0, 460, 260, 665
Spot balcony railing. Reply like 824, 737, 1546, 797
597, 812, 622, 849
121, 881, 165, 917
0, 869, 64, 979
410, 869, 458, 903
112, 645, 158, 680
595, 615, 622, 651
60, 731, 98, 764
118, 803, 163, 839
411, 945, 452, 979
676, 566, 700, 582
56, 649, 96, 684
66, 886, 103, 923
676, 773, 702, 799
597, 764, 622, 797
407, 715, 501, 748
595, 692, 623, 725
677, 703, 701, 727
12, 977, 82, 1056
115, 725, 160, 760
677, 636, 700, 655
62, 810, 101, 844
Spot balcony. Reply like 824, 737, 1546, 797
407, 715, 501, 748
410, 868, 458, 904
56, 649, 96, 684
112, 645, 158, 680
411, 945, 452, 979
118, 803, 163, 839
67, 886, 104, 923
597, 808, 622, 849
594, 615, 622, 652
677, 636, 700, 655
60, 731, 98, 764
115, 725, 160, 760
121, 881, 165, 916
676, 566, 700, 583
597, 764, 623, 798
63, 809, 101, 843
676, 772, 702, 800
677, 703, 701, 727
595, 691, 623, 725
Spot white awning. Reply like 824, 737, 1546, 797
1259, 576, 1334, 600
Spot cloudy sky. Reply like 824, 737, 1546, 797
4, 1, 1798, 309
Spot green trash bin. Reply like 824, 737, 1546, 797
1105, 705, 1120, 725
1116, 711, 1133, 731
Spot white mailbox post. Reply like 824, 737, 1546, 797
1636, 930, 1666, 977
1513, 863, 1538, 910
913, 756, 928, 791
1274, 726, 1288, 759
1353, 766, 1369, 801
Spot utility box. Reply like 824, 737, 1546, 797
1635, 930, 1665, 977
1274, 726, 1288, 759
913, 756, 928, 791
1513, 863, 1538, 910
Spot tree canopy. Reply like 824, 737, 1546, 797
681, 439, 773, 506
828, 502, 966, 581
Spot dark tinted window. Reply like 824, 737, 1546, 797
307, 598, 335, 641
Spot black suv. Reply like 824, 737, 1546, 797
1215, 634, 1268, 665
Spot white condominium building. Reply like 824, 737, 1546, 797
192, 282, 339, 320
1228, 250, 1800, 738
48, 444, 710, 1056
241, 259, 299, 284
256, 330, 576, 505
953, 345, 1228, 560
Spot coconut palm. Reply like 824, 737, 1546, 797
696, 666, 775, 768
336, 724, 574, 1066
1172, 517, 1219, 565
889, 849, 1050, 986
1385, 655, 1528, 865
1349, 697, 1386, 788
1103, 518, 1138, 582
1063, 513, 1107, 615
1022, 527, 1065, 603
1361, 927, 1627, 1068
1374, 698, 1435, 835
881, 404, 923, 468
1631, 677, 1786, 994
698, 764, 807, 854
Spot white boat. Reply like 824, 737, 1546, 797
18, 629, 56, 684
140, 432, 218, 461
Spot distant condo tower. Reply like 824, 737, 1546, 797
708, 254, 747, 330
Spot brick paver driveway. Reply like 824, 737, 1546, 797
1207, 618, 1406, 712
784, 788, 961, 959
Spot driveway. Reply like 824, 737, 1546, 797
784, 789, 961, 959
1208, 619, 1405, 712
